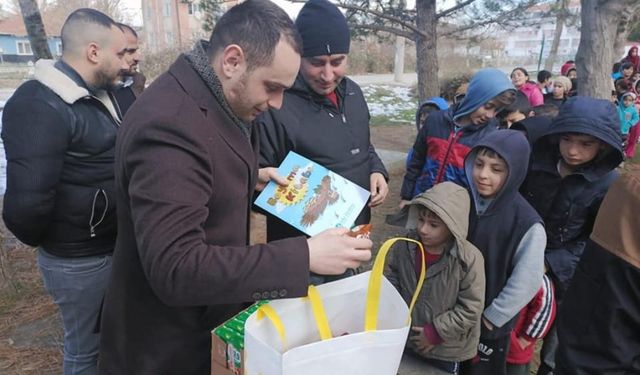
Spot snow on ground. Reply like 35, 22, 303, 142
361, 85, 416, 123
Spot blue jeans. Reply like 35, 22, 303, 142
37, 249, 112, 375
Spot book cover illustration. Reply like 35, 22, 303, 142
254, 151, 371, 237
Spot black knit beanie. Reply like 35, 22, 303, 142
295, 0, 350, 57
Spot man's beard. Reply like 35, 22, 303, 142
94, 69, 121, 92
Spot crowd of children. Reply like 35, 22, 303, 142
383, 48, 638, 374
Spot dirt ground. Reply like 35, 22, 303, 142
0, 124, 417, 374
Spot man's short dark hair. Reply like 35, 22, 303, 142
61, 8, 119, 53
208, 0, 302, 69
537, 70, 552, 83
118, 23, 138, 38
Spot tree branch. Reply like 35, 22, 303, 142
289, 0, 427, 37
439, 1, 538, 38
352, 23, 416, 40
436, 0, 477, 19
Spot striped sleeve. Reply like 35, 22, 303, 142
523, 275, 556, 339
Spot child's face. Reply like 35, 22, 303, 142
472, 152, 508, 199
567, 70, 577, 80
511, 70, 527, 88
553, 82, 566, 98
623, 95, 635, 107
502, 110, 526, 128
633, 72, 640, 81
559, 133, 603, 168
468, 99, 502, 126
416, 209, 452, 249
623, 67, 634, 78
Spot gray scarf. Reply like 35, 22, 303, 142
185, 40, 251, 139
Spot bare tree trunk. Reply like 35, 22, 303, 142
576, 0, 640, 99
394, 36, 405, 83
17, 0, 52, 60
415, 0, 439, 101
544, 0, 566, 72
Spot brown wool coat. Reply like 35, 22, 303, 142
98, 55, 310, 375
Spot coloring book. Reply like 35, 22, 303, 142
254, 151, 371, 236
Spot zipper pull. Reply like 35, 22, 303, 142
328, 112, 334, 118
341, 113, 346, 123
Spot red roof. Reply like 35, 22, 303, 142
0, 14, 61, 37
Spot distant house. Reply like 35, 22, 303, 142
0, 15, 61, 63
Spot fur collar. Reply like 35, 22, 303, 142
34, 59, 121, 123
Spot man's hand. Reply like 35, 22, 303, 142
307, 228, 372, 275
369, 172, 388, 207
410, 327, 435, 355
398, 199, 411, 209
256, 167, 288, 192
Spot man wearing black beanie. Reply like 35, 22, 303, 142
258, 0, 389, 284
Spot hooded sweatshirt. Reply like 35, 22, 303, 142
521, 96, 623, 295
618, 92, 639, 135
555, 170, 640, 374
401, 68, 515, 199
465, 130, 545, 339
385, 181, 485, 362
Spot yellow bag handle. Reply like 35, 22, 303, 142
365, 237, 426, 331
256, 304, 287, 348
307, 285, 333, 340
255, 285, 333, 349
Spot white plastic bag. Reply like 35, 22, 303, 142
244, 238, 425, 375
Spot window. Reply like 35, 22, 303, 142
188, 2, 199, 15
16, 41, 32, 55
163, 0, 172, 17
56, 42, 62, 56
165, 31, 174, 45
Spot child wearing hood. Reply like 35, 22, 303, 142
400, 68, 516, 205
621, 45, 640, 71
462, 130, 546, 375
406, 97, 450, 167
385, 181, 485, 375
520, 96, 624, 375
618, 91, 639, 146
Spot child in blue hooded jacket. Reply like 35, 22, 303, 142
400, 68, 516, 205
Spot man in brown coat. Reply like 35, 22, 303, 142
98, 1, 372, 374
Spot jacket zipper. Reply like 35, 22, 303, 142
89, 189, 109, 238
435, 130, 463, 184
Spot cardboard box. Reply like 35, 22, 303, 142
211, 331, 245, 375
211, 359, 236, 375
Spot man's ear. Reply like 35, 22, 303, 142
87, 42, 100, 64
220, 44, 245, 79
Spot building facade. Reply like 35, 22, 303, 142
141, 0, 239, 53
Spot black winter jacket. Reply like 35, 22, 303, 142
258, 75, 388, 240
2, 60, 121, 257
555, 170, 640, 374
520, 96, 623, 295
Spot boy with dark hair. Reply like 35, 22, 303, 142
400, 68, 515, 204
498, 91, 533, 129
537, 70, 553, 95
386, 181, 485, 374
462, 130, 546, 375
520, 96, 623, 375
